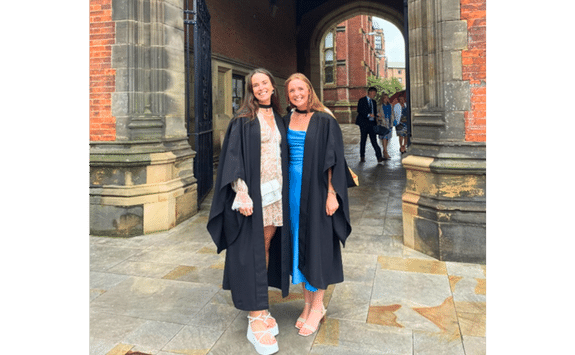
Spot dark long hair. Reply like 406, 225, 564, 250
235, 68, 282, 120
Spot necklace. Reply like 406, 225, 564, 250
260, 108, 274, 119
295, 108, 309, 114
259, 103, 273, 109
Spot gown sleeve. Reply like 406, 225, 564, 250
323, 115, 352, 246
207, 118, 247, 253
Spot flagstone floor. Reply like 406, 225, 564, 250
90, 125, 486, 355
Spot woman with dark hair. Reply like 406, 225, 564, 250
284, 73, 352, 337
207, 68, 290, 355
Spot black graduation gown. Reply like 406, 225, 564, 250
206, 113, 291, 311
285, 111, 352, 290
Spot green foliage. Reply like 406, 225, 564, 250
367, 75, 404, 103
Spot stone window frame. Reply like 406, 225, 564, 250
323, 29, 336, 85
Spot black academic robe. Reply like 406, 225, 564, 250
206, 112, 291, 311
285, 111, 352, 290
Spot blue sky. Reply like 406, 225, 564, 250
373, 17, 405, 64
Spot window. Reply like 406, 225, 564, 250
323, 31, 335, 84
374, 35, 382, 50
325, 32, 333, 49
232, 74, 244, 114
325, 49, 334, 63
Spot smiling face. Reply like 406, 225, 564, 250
251, 72, 274, 105
287, 78, 310, 110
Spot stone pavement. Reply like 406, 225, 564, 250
90, 124, 486, 355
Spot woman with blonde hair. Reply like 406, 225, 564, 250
284, 73, 352, 337
379, 93, 393, 159
208, 68, 290, 355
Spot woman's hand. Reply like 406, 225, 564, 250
232, 189, 253, 216
326, 192, 339, 216
239, 205, 253, 216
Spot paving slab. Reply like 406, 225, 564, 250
89, 125, 486, 355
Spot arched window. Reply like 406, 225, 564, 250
324, 31, 335, 84
325, 32, 333, 48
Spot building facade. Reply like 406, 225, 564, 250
320, 15, 385, 124
89, 0, 297, 237
386, 62, 406, 87
89, 0, 486, 263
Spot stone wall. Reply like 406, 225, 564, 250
89, 0, 197, 237
402, 0, 486, 263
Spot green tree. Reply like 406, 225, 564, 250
367, 75, 403, 103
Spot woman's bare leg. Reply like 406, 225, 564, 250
263, 225, 276, 268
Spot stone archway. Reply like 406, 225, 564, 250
297, 0, 486, 263
302, 1, 404, 98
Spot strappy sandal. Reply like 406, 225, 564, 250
295, 302, 310, 330
298, 305, 326, 337
247, 314, 279, 355
261, 310, 278, 336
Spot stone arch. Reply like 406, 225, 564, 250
296, 0, 486, 263
302, 1, 405, 96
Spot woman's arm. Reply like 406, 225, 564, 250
231, 178, 254, 216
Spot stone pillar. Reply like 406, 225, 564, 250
90, 0, 197, 237
402, 0, 486, 262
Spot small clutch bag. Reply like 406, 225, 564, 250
261, 179, 282, 207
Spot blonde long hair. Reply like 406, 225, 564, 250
285, 73, 334, 117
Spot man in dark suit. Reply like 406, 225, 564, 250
355, 87, 384, 163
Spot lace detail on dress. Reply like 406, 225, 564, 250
231, 178, 253, 210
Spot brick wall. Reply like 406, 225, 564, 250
207, 0, 297, 80
461, 0, 486, 142
90, 0, 116, 141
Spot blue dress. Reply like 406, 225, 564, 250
287, 128, 318, 292
380, 104, 393, 140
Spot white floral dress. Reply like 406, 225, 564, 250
231, 111, 283, 227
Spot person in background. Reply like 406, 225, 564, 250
394, 95, 408, 153
284, 73, 352, 337
378, 93, 393, 160
207, 68, 290, 355
355, 87, 384, 163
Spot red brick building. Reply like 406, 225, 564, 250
386, 62, 406, 88
321, 15, 385, 124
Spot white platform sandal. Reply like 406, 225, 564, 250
261, 310, 279, 336
247, 313, 279, 355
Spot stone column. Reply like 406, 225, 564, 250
402, 0, 486, 262
90, 0, 197, 237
